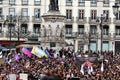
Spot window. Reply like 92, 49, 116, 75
116, 11, 120, 20
78, 25, 84, 35
65, 25, 72, 36
8, 24, 15, 36
91, 10, 97, 19
91, 0, 97, 6
78, 9, 84, 19
0, 8, 2, 19
33, 24, 40, 34
116, 0, 120, 4
21, 8, 28, 20
66, 0, 72, 6
103, 26, 109, 35
66, 9, 72, 19
9, 8, 15, 16
34, 0, 41, 5
34, 8, 40, 19
9, 0, 15, 5
0, 0, 2, 4
78, 0, 85, 6
115, 26, 120, 35
22, 0, 28, 5
103, 10, 109, 19
90, 25, 97, 34
21, 24, 28, 34
103, 0, 109, 6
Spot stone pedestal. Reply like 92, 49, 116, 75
41, 11, 65, 49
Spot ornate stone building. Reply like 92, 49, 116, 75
0, 0, 119, 53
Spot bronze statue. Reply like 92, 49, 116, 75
49, 0, 59, 11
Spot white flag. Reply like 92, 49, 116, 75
88, 66, 92, 75
0, 51, 2, 58
101, 62, 104, 72
80, 65, 84, 75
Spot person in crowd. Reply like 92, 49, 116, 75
0, 47, 120, 80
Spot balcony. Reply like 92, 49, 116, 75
89, 33, 98, 39
89, 17, 97, 24
78, 2, 85, 6
98, 33, 111, 39
64, 17, 74, 23
76, 17, 86, 24
65, 34, 72, 38
102, 33, 111, 39
78, 33, 86, 39
113, 18, 120, 24
113, 33, 120, 39
19, 16, 30, 22
6, 31, 16, 38
0, 15, 4, 22
102, 18, 111, 24
32, 16, 42, 23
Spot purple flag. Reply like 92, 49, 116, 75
14, 53, 19, 61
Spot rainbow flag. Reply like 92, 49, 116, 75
31, 46, 48, 58
44, 50, 51, 58
22, 46, 31, 58
31, 46, 42, 58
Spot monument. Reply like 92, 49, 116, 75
41, 0, 65, 49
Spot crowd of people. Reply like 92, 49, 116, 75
0, 47, 120, 80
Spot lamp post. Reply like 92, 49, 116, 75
112, 2, 119, 17
96, 14, 106, 54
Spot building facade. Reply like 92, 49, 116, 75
0, 0, 119, 53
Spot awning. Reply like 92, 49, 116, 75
16, 44, 41, 48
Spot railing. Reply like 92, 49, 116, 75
113, 18, 120, 24
103, 18, 111, 24
32, 16, 42, 23
76, 17, 86, 23
78, 32, 86, 38
89, 33, 98, 39
65, 34, 72, 37
102, 33, 111, 39
19, 16, 30, 22
64, 17, 74, 23
89, 17, 97, 24
5, 31, 30, 38
98, 33, 111, 39
113, 33, 120, 39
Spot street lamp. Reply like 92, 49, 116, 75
96, 14, 106, 54
112, 2, 119, 16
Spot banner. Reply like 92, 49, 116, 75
22, 46, 31, 58
31, 46, 46, 58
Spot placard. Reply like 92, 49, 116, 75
19, 73, 28, 80
8, 74, 16, 80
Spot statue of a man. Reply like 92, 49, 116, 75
49, 0, 59, 11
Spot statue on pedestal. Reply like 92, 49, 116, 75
49, 0, 59, 11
